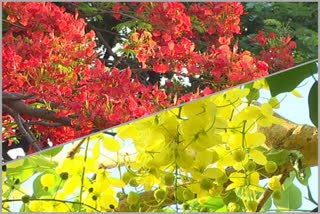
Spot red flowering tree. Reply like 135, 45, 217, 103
2, 2, 297, 160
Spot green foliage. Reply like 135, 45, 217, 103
308, 81, 318, 127
271, 171, 302, 211
240, 2, 318, 64
77, 2, 98, 15
265, 149, 290, 166
245, 83, 260, 103
266, 60, 317, 97
274, 183, 302, 210
296, 167, 311, 186
41, 145, 64, 158
113, 20, 153, 32
187, 196, 227, 212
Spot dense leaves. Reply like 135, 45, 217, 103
239, 2, 318, 64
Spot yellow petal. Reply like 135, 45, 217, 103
102, 137, 120, 152
116, 124, 138, 140
268, 176, 282, 191
250, 149, 267, 165
268, 97, 280, 109
260, 103, 273, 117
92, 141, 100, 159
226, 181, 245, 191
108, 177, 125, 187
246, 132, 266, 148
291, 89, 303, 98
249, 171, 260, 185
203, 168, 224, 179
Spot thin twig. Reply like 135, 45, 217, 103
111, 55, 125, 70
2, 104, 41, 151
2, 19, 28, 30
66, 138, 86, 159
91, 9, 139, 21
26, 121, 64, 127
88, 24, 126, 38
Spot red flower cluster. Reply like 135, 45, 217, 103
251, 30, 296, 73
188, 2, 244, 46
2, 2, 169, 148
121, 2, 268, 87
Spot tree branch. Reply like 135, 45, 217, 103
2, 104, 41, 151
26, 121, 64, 127
93, 28, 118, 58
87, 24, 126, 39
3, 98, 72, 126
66, 138, 86, 159
256, 171, 290, 212
258, 117, 318, 167
2, 19, 28, 30
2, 92, 35, 100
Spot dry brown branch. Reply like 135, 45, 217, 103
256, 171, 290, 212
258, 118, 318, 167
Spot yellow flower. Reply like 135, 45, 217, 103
268, 176, 282, 191
226, 171, 264, 192
40, 173, 56, 187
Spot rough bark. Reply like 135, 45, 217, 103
258, 114, 318, 167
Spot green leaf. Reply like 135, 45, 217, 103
283, 171, 296, 189
113, 20, 153, 32
308, 81, 318, 127
245, 83, 260, 103
28, 155, 58, 170
32, 173, 51, 198
274, 183, 302, 210
188, 196, 226, 211
6, 159, 35, 183
32, 170, 64, 199
20, 204, 28, 212
266, 60, 317, 97
263, 19, 282, 27
203, 196, 226, 211
41, 145, 64, 158
296, 167, 311, 186
77, 3, 97, 15
265, 149, 290, 165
